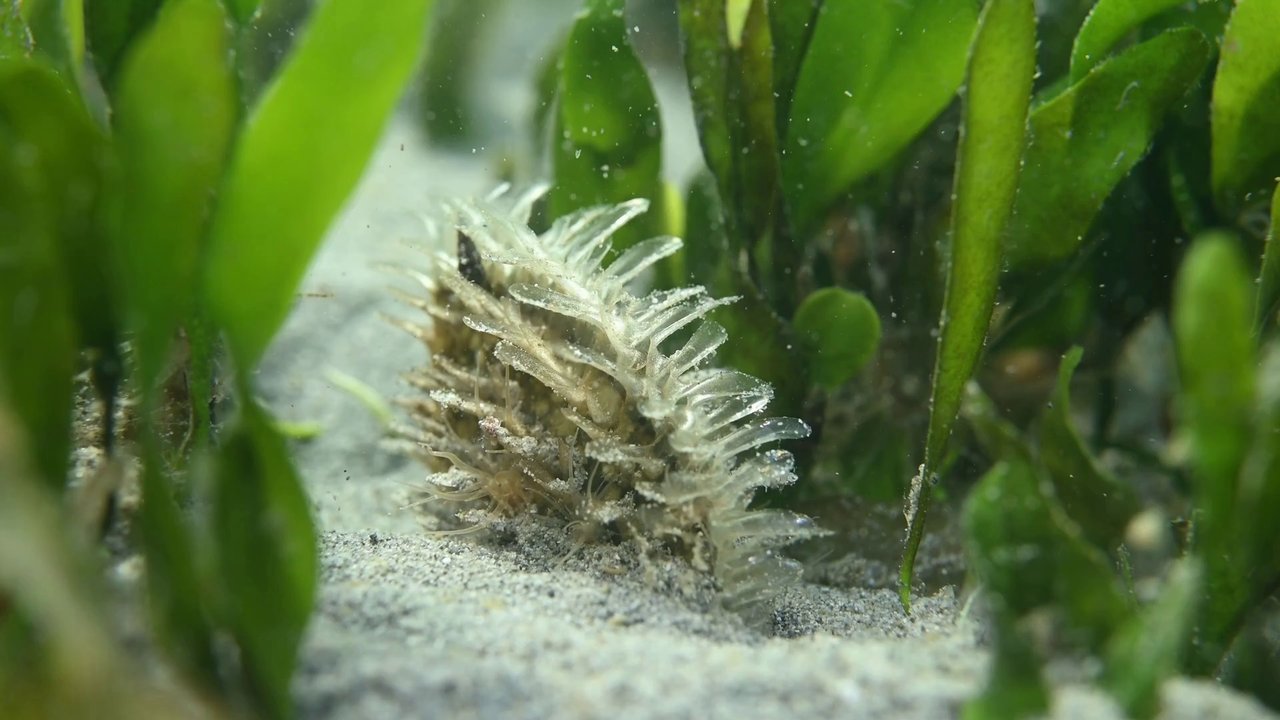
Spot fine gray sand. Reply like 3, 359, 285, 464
254, 116, 1278, 720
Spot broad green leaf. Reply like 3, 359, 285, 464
211, 397, 316, 719
1103, 559, 1202, 719
0, 59, 112, 356
783, 0, 976, 232
1257, 181, 1280, 334
109, 0, 235, 392
1008, 28, 1210, 267
964, 460, 1130, 644
1173, 233, 1255, 670
902, 0, 1035, 610
1211, 0, 1280, 210
83, 0, 162, 84
1174, 234, 1254, 529
1070, 0, 1184, 81
678, 0, 732, 237
1039, 347, 1139, 550
548, 0, 662, 253
792, 287, 881, 389
678, 0, 791, 307
0, 61, 78, 487
1237, 342, 1280, 596
767, 0, 818, 138
23, 0, 82, 82
1, 0, 32, 57
203, 0, 434, 367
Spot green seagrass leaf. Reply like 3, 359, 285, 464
210, 397, 316, 719
903, 0, 1034, 610
1038, 346, 1139, 550
678, 0, 788, 303
767, 0, 816, 139
1173, 233, 1254, 533
964, 459, 1130, 645
961, 608, 1049, 720
1211, 0, 1280, 211
1008, 28, 1210, 267
0, 62, 77, 488
203, 0, 434, 367
1172, 232, 1256, 670
549, 0, 661, 254
783, 0, 976, 232
108, 0, 235, 392
1102, 559, 1202, 719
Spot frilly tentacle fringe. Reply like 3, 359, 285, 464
397, 185, 827, 611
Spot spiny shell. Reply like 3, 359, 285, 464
398, 186, 826, 609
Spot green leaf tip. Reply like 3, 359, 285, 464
1211, 0, 1280, 210
109, 0, 235, 393
1069, 0, 1184, 82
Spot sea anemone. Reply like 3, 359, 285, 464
395, 185, 825, 609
